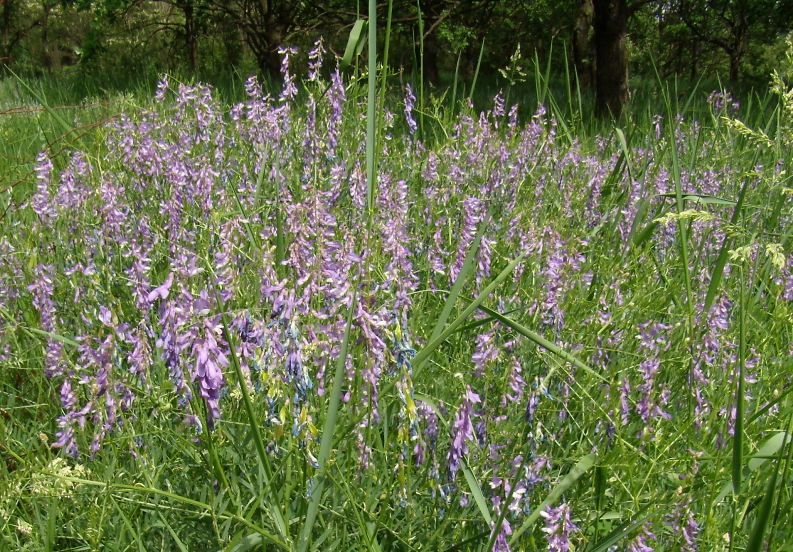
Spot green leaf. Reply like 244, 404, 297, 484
656, 192, 737, 206
462, 462, 493, 526
746, 431, 788, 552
714, 431, 790, 505
342, 20, 367, 68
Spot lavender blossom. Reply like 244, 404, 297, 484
190, 293, 228, 429
404, 84, 418, 136
540, 502, 578, 552
31, 152, 55, 224
307, 38, 325, 82
279, 46, 299, 102
52, 379, 79, 458
627, 524, 657, 552
447, 386, 481, 483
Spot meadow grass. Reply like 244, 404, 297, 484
1, 48, 792, 552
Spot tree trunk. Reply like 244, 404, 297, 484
728, 51, 740, 84
573, 0, 595, 89
183, 1, 198, 72
41, 1, 52, 72
593, 0, 629, 117
1, 0, 12, 63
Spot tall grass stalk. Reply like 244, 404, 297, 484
365, 0, 378, 218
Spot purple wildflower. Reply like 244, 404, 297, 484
278, 46, 298, 102
447, 386, 481, 483
540, 502, 578, 552
627, 524, 657, 552
404, 84, 418, 136
31, 152, 55, 224
307, 38, 325, 82
190, 292, 228, 429
28, 264, 64, 378
52, 379, 79, 458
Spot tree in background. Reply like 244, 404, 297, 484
675, 0, 793, 84
3, 0, 793, 116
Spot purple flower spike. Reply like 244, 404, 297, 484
404, 84, 418, 136
540, 502, 578, 552
447, 386, 481, 483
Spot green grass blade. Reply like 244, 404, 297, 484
509, 454, 596, 545
471, 304, 607, 384
664, 91, 695, 345
157, 511, 189, 552
732, 266, 746, 496
412, 252, 526, 373
713, 430, 791, 505
614, 128, 633, 182
298, 292, 358, 552
746, 431, 787, 552
219, 318, 289, 543
6, 66, 84, 149
428, 224, 484, 344
451, 51, 461, 110
342, 20, 367, 68
462, 462, 493, 526
469, 39, 485, 101
366, 0, 378, 217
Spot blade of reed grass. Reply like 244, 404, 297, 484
451, 51, 461, 110
614, 128, 633, 182
157, 512, 189, 552
21, 326, 79, 347
365, 0, 378, 217
412, 252, 526, 373
225, 532, 263, 552
297, 292, 358, 552
462, 463, 493, 526
656, 192, 736, 206
428, 224, 484, 343
219, 317, 289, 543
110, 496, 145, 552
471, 303, 607, 384
663, 85, 696, 344
732, 265, 746, 496
6, 66, 84, 150
469, 39, 485, 101
714, 430, 790, 504
745, 427, 787, 552
342, 20, 367, 68
508, 454, 596, 545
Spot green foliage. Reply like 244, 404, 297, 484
2, 39, 793, 551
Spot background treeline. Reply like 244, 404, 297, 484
2, 0, 793, 113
